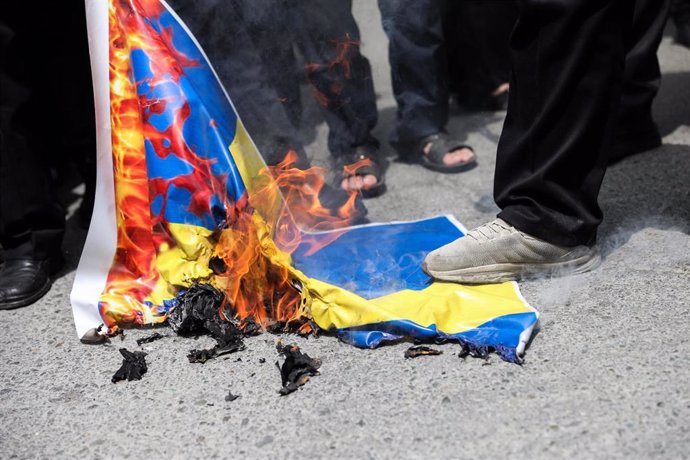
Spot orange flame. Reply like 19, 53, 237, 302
102, 0, 363, 335
304, 33, 360, 109
209, 150, 363, 333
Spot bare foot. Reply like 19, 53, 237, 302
341, 174, 378, 192
492, 82, 509, 97
423, 143, 474, 166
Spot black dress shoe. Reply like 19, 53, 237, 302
0, 259, 52, 310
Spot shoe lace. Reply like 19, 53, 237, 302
467, 219, 512, 241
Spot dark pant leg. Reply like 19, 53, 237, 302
612, 0, 669, 158
378, 0, 447, 145
288, 0, 379, 157
167, 0, 309, 168
447, 0, 518, 103
495, 0, 634, 247
0, 5, 67, 261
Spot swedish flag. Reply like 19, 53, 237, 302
72, 0, 538, 363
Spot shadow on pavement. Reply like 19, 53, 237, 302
598, 143, 690, 257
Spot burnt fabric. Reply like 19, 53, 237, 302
72, 0, 539, 365
404, 345, 442, 359
276, 342, 321, 396
111, 348, 148, 383
495, 0, 639, 247
378, 0, 448, 145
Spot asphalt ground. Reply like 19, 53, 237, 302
1, 3, 689, 459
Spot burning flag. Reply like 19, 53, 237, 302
72, 0, 539, 363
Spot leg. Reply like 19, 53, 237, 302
424, 0, 635, 283
610, 0, 670, 163
495, 0, 633, 247
288, 0, 383, 195
167, 0, 310, 168
671, 0, 690, 47
447, 0, 518, 111
0, 5, 67, 309
378, 0, 475, 170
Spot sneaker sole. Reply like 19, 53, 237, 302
0, 277, 52, 310
426, 251, 602, 284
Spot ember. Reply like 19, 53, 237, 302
112, 348, 148, 383
275, 341, 321, 396
404, 346, 443, 359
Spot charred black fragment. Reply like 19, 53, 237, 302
458, 343, 470, 359
276, 341, 321, 396
259, 358, 266, 364
112, 348, 147, 383
167, 284, 225, 334
404, 345, 442, 359
187, 340, 246, 364
239, 317, 262, 336
136, 332, 167, 346
168, 284, 246, 363
208, 256, 227, 275
470, 346, 491, 360
225, 391, 240, 402
458, 343, 492, 361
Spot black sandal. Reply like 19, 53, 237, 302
334, 145, 387, 199
399, 132, 477, 174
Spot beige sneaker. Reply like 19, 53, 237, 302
423, 218, 601, 283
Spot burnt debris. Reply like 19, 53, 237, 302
225, 391, 240, 402
112, 348, 148, 383
458, 343, 491, 361
275, 341, 321, 396
168, 284, 246, 363
404, 345, 443, 359
136, 332, 167, 346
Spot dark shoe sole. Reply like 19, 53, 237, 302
0, 276, 52, 310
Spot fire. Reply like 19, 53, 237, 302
304, 33, 361, 109
101, 0, 363, 335
209, 150, 363, 333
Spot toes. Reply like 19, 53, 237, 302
341, 175, 378, 192
443, 148, 474, 166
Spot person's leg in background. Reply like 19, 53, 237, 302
378, 0, 476, 175
0, 4, 68, 309
671, 0, 690, 47
167, 0, 311, 169
286, 0, 384, 197
446, 0, 518, 112
610, 0, 670, 164
425, 0, 635, 283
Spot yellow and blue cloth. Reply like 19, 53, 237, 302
77, 0, 538, 363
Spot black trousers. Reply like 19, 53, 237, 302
446, 0, 518, 105
495, 0, 668, 247
284, 0, 379, 157
614, 0, 670, 156
0, 2, 94, 261
169, 0, 378, 163
378, 0, 448, 145
167, 0, 310, 168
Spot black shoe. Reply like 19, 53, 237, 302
0, 259, 54, 310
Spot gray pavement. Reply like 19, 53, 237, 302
2, 3, 690, 459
